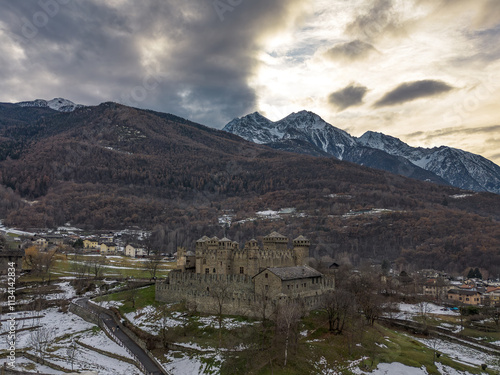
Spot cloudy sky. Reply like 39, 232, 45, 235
1, 0, 500, 163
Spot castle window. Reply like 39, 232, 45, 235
205, 268, 209, 274
240, 267, 244, 274
265, 285, 269, 291
213, 268, 216, 273
265, 273, 268, 278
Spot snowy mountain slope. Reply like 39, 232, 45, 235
224, 111, 356, 160
224, 112, 500, 193
358, 131, 500, 193
16, 97, 84, 112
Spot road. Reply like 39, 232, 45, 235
75, 298, 165, 375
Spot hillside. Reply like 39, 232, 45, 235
0, 102, 499, 274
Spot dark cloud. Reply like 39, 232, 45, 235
374, 80, 453, 107
328, 84, 367, 111
345, 0, 398, 41
0, 0, 303, 127
325, 40, 376, 62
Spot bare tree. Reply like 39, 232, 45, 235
144, 254, 163, 280
24, 246, 58, 283
417, 300, 432, 328
157, 304, 172, 347
209, 280, 233, 347
254, 283, 274, 322
348, 267, 384, 326
66, 340, 79, 371
275, 300, 303, 367
86, 256, 106, 279
29, 326, 55, 361
322, 289, 355, 334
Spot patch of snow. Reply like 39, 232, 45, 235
449, 194, 475, 199
162, 351, 222, 375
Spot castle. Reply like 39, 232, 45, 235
156, 232, 335, 318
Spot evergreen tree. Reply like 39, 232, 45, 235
473, 267, 482, 279
467, 268, 475, 279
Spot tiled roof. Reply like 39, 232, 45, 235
264, 266, 322, 281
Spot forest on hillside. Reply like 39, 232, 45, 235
0, 103, 499, 275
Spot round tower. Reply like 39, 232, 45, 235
293, 235, 310, 266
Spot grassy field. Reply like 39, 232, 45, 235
94, 284, 158, 314
20, 253, 176, 282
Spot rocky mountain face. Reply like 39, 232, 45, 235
224, 112, 500, 193
358, 131, 500, 194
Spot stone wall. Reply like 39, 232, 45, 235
156, 271, 335, 318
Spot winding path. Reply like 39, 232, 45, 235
73, 298, 166, 375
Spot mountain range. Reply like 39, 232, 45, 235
0, 99, 499, 273
223, 111, 500, 194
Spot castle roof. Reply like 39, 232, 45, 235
210, 236, 219, 241
256, 265, 322, 281
219, 237, 232, 242
264, 231, 286, 239
293, 235, 309, 241
197, 235, 210, 242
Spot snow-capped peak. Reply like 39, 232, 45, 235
223, 110, 500, 194
16, 97, 84, 112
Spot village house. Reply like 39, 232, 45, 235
34, 237, 48, 248
422, 277, 450, 301
125, 244, 145, 257
156, 232, 335, 317
447, 289, 482, 306
83, 239, 99, 250
483, 286, 500, 306
100, 242, 117, 255
45, 234, 64, 246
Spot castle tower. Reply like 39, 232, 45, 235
195, 236, 210, 273
176, 246, 187, 271
245, 239, 260, 276
217, 237, 233, 274
263, 232, 288, 252
293, 235, 310, 266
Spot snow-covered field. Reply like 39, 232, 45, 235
391, 303, 460, 320
0, 308, 139, 375
162, 350, 223, 375
353, 362, 476, 375
414, 336, 499, 372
